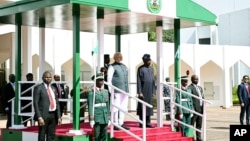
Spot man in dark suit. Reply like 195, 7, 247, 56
33, 71, 61, 141
104, 54, 110, 70
21, 73, 35, 127
188, 75, 204, 141
237, 75, 250, 125
4, 74, 15, 128
136, 54, 155, 128
52, 74, 68, 117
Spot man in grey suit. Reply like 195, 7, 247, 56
33, 71, 62, 141
237, 75, 250, 125
188, 75, 204, 141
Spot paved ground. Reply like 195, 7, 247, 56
0, 106, 240, 141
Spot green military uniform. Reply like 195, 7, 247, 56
88, 85, 110, 141
176, 76, 194, 137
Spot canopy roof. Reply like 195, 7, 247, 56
0, 0, 217, 34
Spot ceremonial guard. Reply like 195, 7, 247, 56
176, 76, 194, 137
88, 73, 110, 141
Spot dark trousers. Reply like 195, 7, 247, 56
6, 110, 11, 128
93, 123, 108, 141
181, 113, 192, 137
59, 102, 65, 117
38, 112, 56, 141
191, 114, 202, 141
240, 103, 250, 125
139, 115, 151, 126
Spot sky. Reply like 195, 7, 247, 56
194, 0, 250, 15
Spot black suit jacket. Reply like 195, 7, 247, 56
188, 84, 204, 113
51, 83, 67, 99
238, 83, 250, 105
4, 83, 15, 110
33, 83, 60, 121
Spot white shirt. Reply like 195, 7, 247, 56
107, 65, 114, 93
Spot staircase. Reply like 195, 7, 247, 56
109, 121, 193, 141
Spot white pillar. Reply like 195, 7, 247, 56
53, 35, 61, 76
39, 27, 45, 80
156, 23, 163, 127
97, 17, 104, 72
10, 33, 15, 74
22, 26, 32, 80
193, 45, 200, 76
222, 46, 232, 108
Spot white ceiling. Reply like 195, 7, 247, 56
0, 0, 20, 5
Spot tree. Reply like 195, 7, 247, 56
148, 29, 174, 43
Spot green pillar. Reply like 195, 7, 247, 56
72, 3, 80, 130
174, 19, 181, 88
14, 13, 22, 125
115, 26, 121, 52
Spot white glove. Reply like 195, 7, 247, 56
90, 120, 95, 128
190, 113, 193, 118
5, 107, 9, 111
108, 120, 111, 127
179, 114, 183, 119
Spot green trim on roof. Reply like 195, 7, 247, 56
71, 0, 129, 11
0, 0, 69, 16
176, 0, 217, 24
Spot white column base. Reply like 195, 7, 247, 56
9, 124, 27, 129
66, 130, 86, 135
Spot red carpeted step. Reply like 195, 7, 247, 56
115, 136, 193, 141
112, 126, 172, 137
111, 121, 193, 141
113, 132, 187, 141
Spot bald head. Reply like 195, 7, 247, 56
191, 75, 199, 85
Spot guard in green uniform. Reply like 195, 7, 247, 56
176, 76, 194, 137
88, 73, 110, 141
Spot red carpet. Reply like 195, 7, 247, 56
0, 121, 193, 141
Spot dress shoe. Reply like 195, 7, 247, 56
121, 124, 130, 130
146, 124, 154, 128
114, 126, 120, 130
139, 124, 154, 128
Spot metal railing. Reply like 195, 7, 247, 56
161, 82, 213, 141
7, 80, 211, 141
8, 81, 89, 126
105, 81, 153, 141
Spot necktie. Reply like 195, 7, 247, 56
47, 87, 55, 109
196, 86, 203, 106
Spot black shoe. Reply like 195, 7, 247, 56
166, 115, 171, 121
121, 124, 130, 130
146, 124, 154, 128
114, 126, 120, 130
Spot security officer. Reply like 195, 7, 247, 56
88, 73, 110, 141
176, 76, 194, 137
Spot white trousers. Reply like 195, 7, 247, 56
113, 93, 128, 125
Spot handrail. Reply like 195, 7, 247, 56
105, 82, 153, 108
162, 82, 213, 104
105, 81, 153, 141
161, 82, 212, 141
